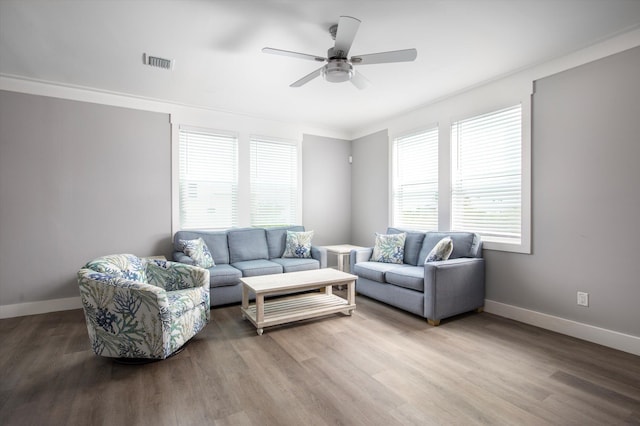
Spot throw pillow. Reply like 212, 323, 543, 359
371, 232, 406, 264
283, 230, 314, 258
178, 237, 215, 268
426, 237, 453, 262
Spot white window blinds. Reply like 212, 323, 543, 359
451, 104, 522, 244
178, 127, 238, 229
392, 127, 439, 230
250, 136, 298, 227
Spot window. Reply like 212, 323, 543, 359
451, 104, 522, 245
178, 127, 238, 229
391, 127, 439, 230
250, 136, 299, 226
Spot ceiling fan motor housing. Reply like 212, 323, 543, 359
322, 59, 353, 83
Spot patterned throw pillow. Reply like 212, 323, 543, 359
371, 232, 406, 264
283, 230, 314, 258
426, 237, 453, 262
178, 237, 214, 268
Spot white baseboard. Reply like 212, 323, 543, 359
484, 299, 640, 356
0, 296, 82, 319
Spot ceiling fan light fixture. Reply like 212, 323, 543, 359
262, 15, 416, 89
322, 59, 353, 83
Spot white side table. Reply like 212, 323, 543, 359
323, 244, 366, 273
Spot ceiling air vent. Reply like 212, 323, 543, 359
143, 53, 173, 70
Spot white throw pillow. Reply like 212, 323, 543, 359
178, 237, 215, 268
425, 237, 453, 263
283, 230, 314, 258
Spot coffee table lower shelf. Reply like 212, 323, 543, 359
241, 293, 356, 335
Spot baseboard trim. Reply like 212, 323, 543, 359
484, 299, 640, 356
0, 297, 82, 319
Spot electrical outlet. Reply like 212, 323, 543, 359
577, 291, 589, 307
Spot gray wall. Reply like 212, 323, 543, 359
301, 134, 351, 250
0, 90, 171, 305
350, 129, 389, 247
486, 46, 640, 336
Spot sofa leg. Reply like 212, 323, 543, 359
476, 307, 484, 313
427, 319, 440, 326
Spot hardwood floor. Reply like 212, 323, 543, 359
1, 294, 639, 425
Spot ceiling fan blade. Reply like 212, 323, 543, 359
351, 48, 417, 65
262, 47, 326, 62
334, 16, 361, 57
350, 70, 370, 90
290, 66, 324, 87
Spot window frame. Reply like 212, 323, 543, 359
390, 126, 439, 230
175, 125, 239, 230
449, 100, 531, 254
249, 134, 302, 227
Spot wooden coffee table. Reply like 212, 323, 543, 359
240, 268, 357, 335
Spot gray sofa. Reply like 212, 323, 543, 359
173, 226, 327, 306
350, 228, 485, 325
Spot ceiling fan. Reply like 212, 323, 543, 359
262, 16, 417, 89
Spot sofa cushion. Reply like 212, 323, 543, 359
387, 228, 426, 266
266, 225, 304, 258
270, 257, 320, 273
178, 237, 215, 268
283, 230, 314, 258
231, 259, 283, 277
418, 232, 476, 263
426, 237, 453, 263
208, 264, 242, 288
228, 228, 269, 263
174, 230, 229, 265
371, 232, 406, 264
353, 261, 399, 283
385, 265, 424, 292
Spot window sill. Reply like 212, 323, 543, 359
483, 239, 531, 254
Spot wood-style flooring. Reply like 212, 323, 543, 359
1, 293, 639, 425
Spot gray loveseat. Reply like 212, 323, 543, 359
350, 228, 485, 325
173, 226, 327, 306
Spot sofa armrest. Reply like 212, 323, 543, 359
172, 251, 195, 265
423, 258, 485, 322
350, 247, 373, 271
311, 246, 328, 268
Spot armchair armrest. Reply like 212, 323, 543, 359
311, 246, 328, 268
350, 247, 373, 271
423, 258, 485, 323
78, 270, 171, 357
145, 259, 210, 291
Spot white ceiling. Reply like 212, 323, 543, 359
1, 0, 640, 134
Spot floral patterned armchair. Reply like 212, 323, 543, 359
78, 254, 210, 360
